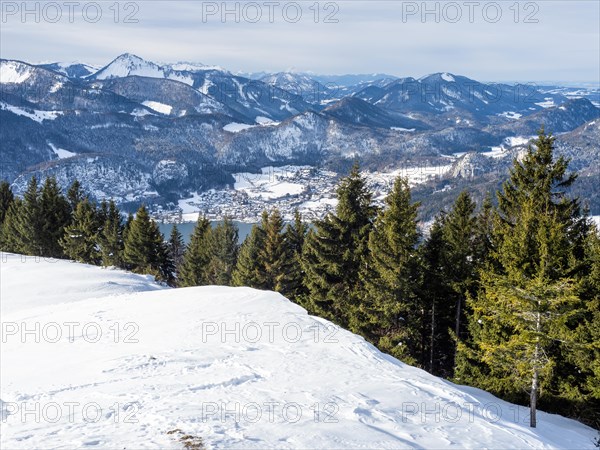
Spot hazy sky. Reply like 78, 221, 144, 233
1, 1, 599, 82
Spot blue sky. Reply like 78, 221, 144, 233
1, 1, 599, 82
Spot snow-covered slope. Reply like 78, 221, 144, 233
1, 254, 597, 449
37, 62, 99, 79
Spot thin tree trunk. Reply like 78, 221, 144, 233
530, 364, 538, 428
430, 301, 435, 373
454, 297, 461, 362
530, 310, 541, 428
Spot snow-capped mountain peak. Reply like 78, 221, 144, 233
91, 53, 164, 80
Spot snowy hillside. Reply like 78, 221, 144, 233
1, 254, 597, 449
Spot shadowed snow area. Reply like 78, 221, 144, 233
0, 253, 597, 448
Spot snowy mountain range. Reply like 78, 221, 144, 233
1, 54, 598, 215
2, 253, 598, 448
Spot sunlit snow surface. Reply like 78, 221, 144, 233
142, 101, 173, 115
0, 61, 33, 83
1, 254, 597, 448
0, 102, 63, 123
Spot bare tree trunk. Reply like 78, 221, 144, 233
454, 297, 461, 362
530, 364, 538, 428
530, 310, 541, 428
430, 302, 435, 373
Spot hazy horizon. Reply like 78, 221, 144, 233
1, 1, 598, 83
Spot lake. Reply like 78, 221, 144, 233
158, 221, 256, 244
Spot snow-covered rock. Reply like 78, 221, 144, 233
1, 254, 597, 448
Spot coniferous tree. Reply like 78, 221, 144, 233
358, 177, 421, 363
205, 218, 239, 285
473, 192, 495, 266
100, 200, 124, 267
302, 161, 376, 325
66, 179, 85, 212
167, 224, 185, 276
441, 191, 478, 363
457, 129, 588, 428
60, 198, 101, 264
255, 209, 292, 292
123, 212, 134, 243
10, 177, 43, 255
39, 176, 71, 258
1, 198, 23, 253
0, 181, 15, 247
283, 209, 308, 301
0, 181, 14, 226
419, 214, 456, 376
232, 214, 267, 288
123, 205, 172, 283
178, 216, 212, 287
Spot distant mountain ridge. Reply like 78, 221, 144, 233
1, 54, 598, 215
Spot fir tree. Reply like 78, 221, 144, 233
178, 216, 212, 287
205, 218, 239, 285
0, 181, 15, 247
255, 209, 292, 292
458, 129, 588, 428
100, 200, 124, 267
419, 214, 456, 376
441, 191, 478, 361
473, 192, 495, 266
39, 176, 71, 258
0, 198, 23, 253
10, 177, 43, 255
358, 177, 421, 363
232, 214, 267, 288
66, 179, 85, 211
123, 205, 172, 283
123, 212, 134, 243
283, 209, 308, 301
302, 161, 376, 325
0, 181, 14, 226
167, 224, 185, 275
60, 198, 101, 264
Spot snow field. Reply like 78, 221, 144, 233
1, 254, 597, 448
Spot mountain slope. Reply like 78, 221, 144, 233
37, 62, 99, 79
89, 54, 313, 121
1, 254, 597, 449
323, 97, 427, 129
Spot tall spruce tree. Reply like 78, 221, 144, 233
419, 214, 456, 376
167, 224, 185, 276
301, 161, 376, 325
283, 209, 308, 301
441, 191, 478, 362
0, 181, 14, 226
66, 179, 85, 211
358, 177, 421, 364
205, 218, 239, 286
123, 205, 173, 283
178, 216, 212, 287
10, 177, 43, 255
232, 214, 267, 288
256, 209, 292, 292
473, 192, 495, 266
60, 198, 101, 264
1, 198, 23, 253
100, 200, 124, 267
39, 177, 71, 258
0, 181, 15, 247
457, 129, 588, 428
